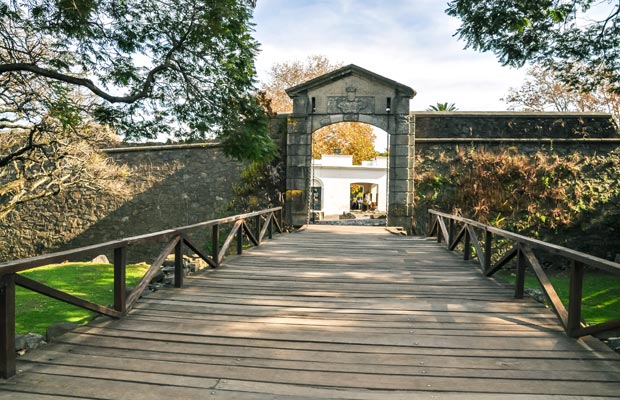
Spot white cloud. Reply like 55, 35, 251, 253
253, 0, 527, 111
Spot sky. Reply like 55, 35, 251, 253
252, 0, 529, 112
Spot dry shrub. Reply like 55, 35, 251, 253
415, 146, 620, 239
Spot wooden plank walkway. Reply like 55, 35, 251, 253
1, 225, 619, 399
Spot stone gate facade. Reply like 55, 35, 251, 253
284, 64, 415, 229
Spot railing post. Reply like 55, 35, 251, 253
427, 211, 433, 236
212, 224, 220, 267
436, 217, 442, 243
483, 230, 492, 272
255, 216, 261, 245
268, 214, 273, 239
174, 239, 183, 288
448, 218, 455, 248
515, 244, 526, 299
463, 226, 471, 260
113, 246, 127, 314
567, 260, 585, 336
0, 273, 16, 379
237, 221, 244, 255
279, 208, 283, 231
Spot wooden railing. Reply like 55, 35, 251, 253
0, 207, 284, 379
428, 209, 620, 339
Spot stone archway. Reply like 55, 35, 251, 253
284, 64, 415, 230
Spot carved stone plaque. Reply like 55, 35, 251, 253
327, 86, 375, 115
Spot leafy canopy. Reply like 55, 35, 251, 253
0, 28, 131, 220
503, 64, 620, 123
0, 0, 274, 161
446, 0, 620, 93
313, 122, 377, 165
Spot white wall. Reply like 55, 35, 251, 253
311, 155, 387, 216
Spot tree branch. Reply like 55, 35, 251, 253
0, 127, 37, 168
0, 63, 171, 104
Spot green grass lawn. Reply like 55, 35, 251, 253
17, 262, 150, 335
495, 270, 620, 325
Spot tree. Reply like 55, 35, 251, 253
503, 65, 620, 122
446, 0, 620, 93
0, 70, 129, 219
0, 0, 274, 161
261, 55, 343, 114
313, 122, 377, 165
426, 102, 458, 111
261, 55, 378, 163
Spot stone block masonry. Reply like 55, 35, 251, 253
413, 111, 618, 139
0, 144, 245, 263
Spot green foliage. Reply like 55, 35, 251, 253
228, 117, 286, 213
16, 262, 150, 335
446, 0, 620, 93
426, 102, 458, 111
230, 158, 285, 213
220, 97, 277, 162
1, 0, 272, 159
415, 147, 620, 255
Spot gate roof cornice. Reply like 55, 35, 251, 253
285, 64, 416, 98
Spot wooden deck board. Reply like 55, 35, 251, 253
2, 225, 619, 399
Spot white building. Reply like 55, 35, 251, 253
311, 155, 388, 217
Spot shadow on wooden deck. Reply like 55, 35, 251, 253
1, 225, 619, 399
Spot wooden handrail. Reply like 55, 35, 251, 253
427, 209, 620, 339
0, 207, 284, 379
0, 207, 283, 275
430, 210, 620, 274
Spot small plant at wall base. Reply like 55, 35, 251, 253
229, 160, 285, 213
229, 113, 287, 215
415, 147, 620, 258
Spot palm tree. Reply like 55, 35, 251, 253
426, 102, 458, 111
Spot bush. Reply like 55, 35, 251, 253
415, 146, 620, 257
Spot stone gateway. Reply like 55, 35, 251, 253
284, 64, 416, 229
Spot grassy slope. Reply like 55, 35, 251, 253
17, 262, 150, 335
495, 270, 620, 325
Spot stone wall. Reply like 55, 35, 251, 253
411, 112, 620, 244
413, 111, 618, 138
0, 144, 245, 263
3, 111, 619, 263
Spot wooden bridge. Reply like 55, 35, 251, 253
1, 210, 620, 399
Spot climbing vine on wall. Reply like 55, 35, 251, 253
415, 146, 620, 257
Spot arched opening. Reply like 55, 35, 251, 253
284, 64, 415, 229
310, 121, 388, 223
